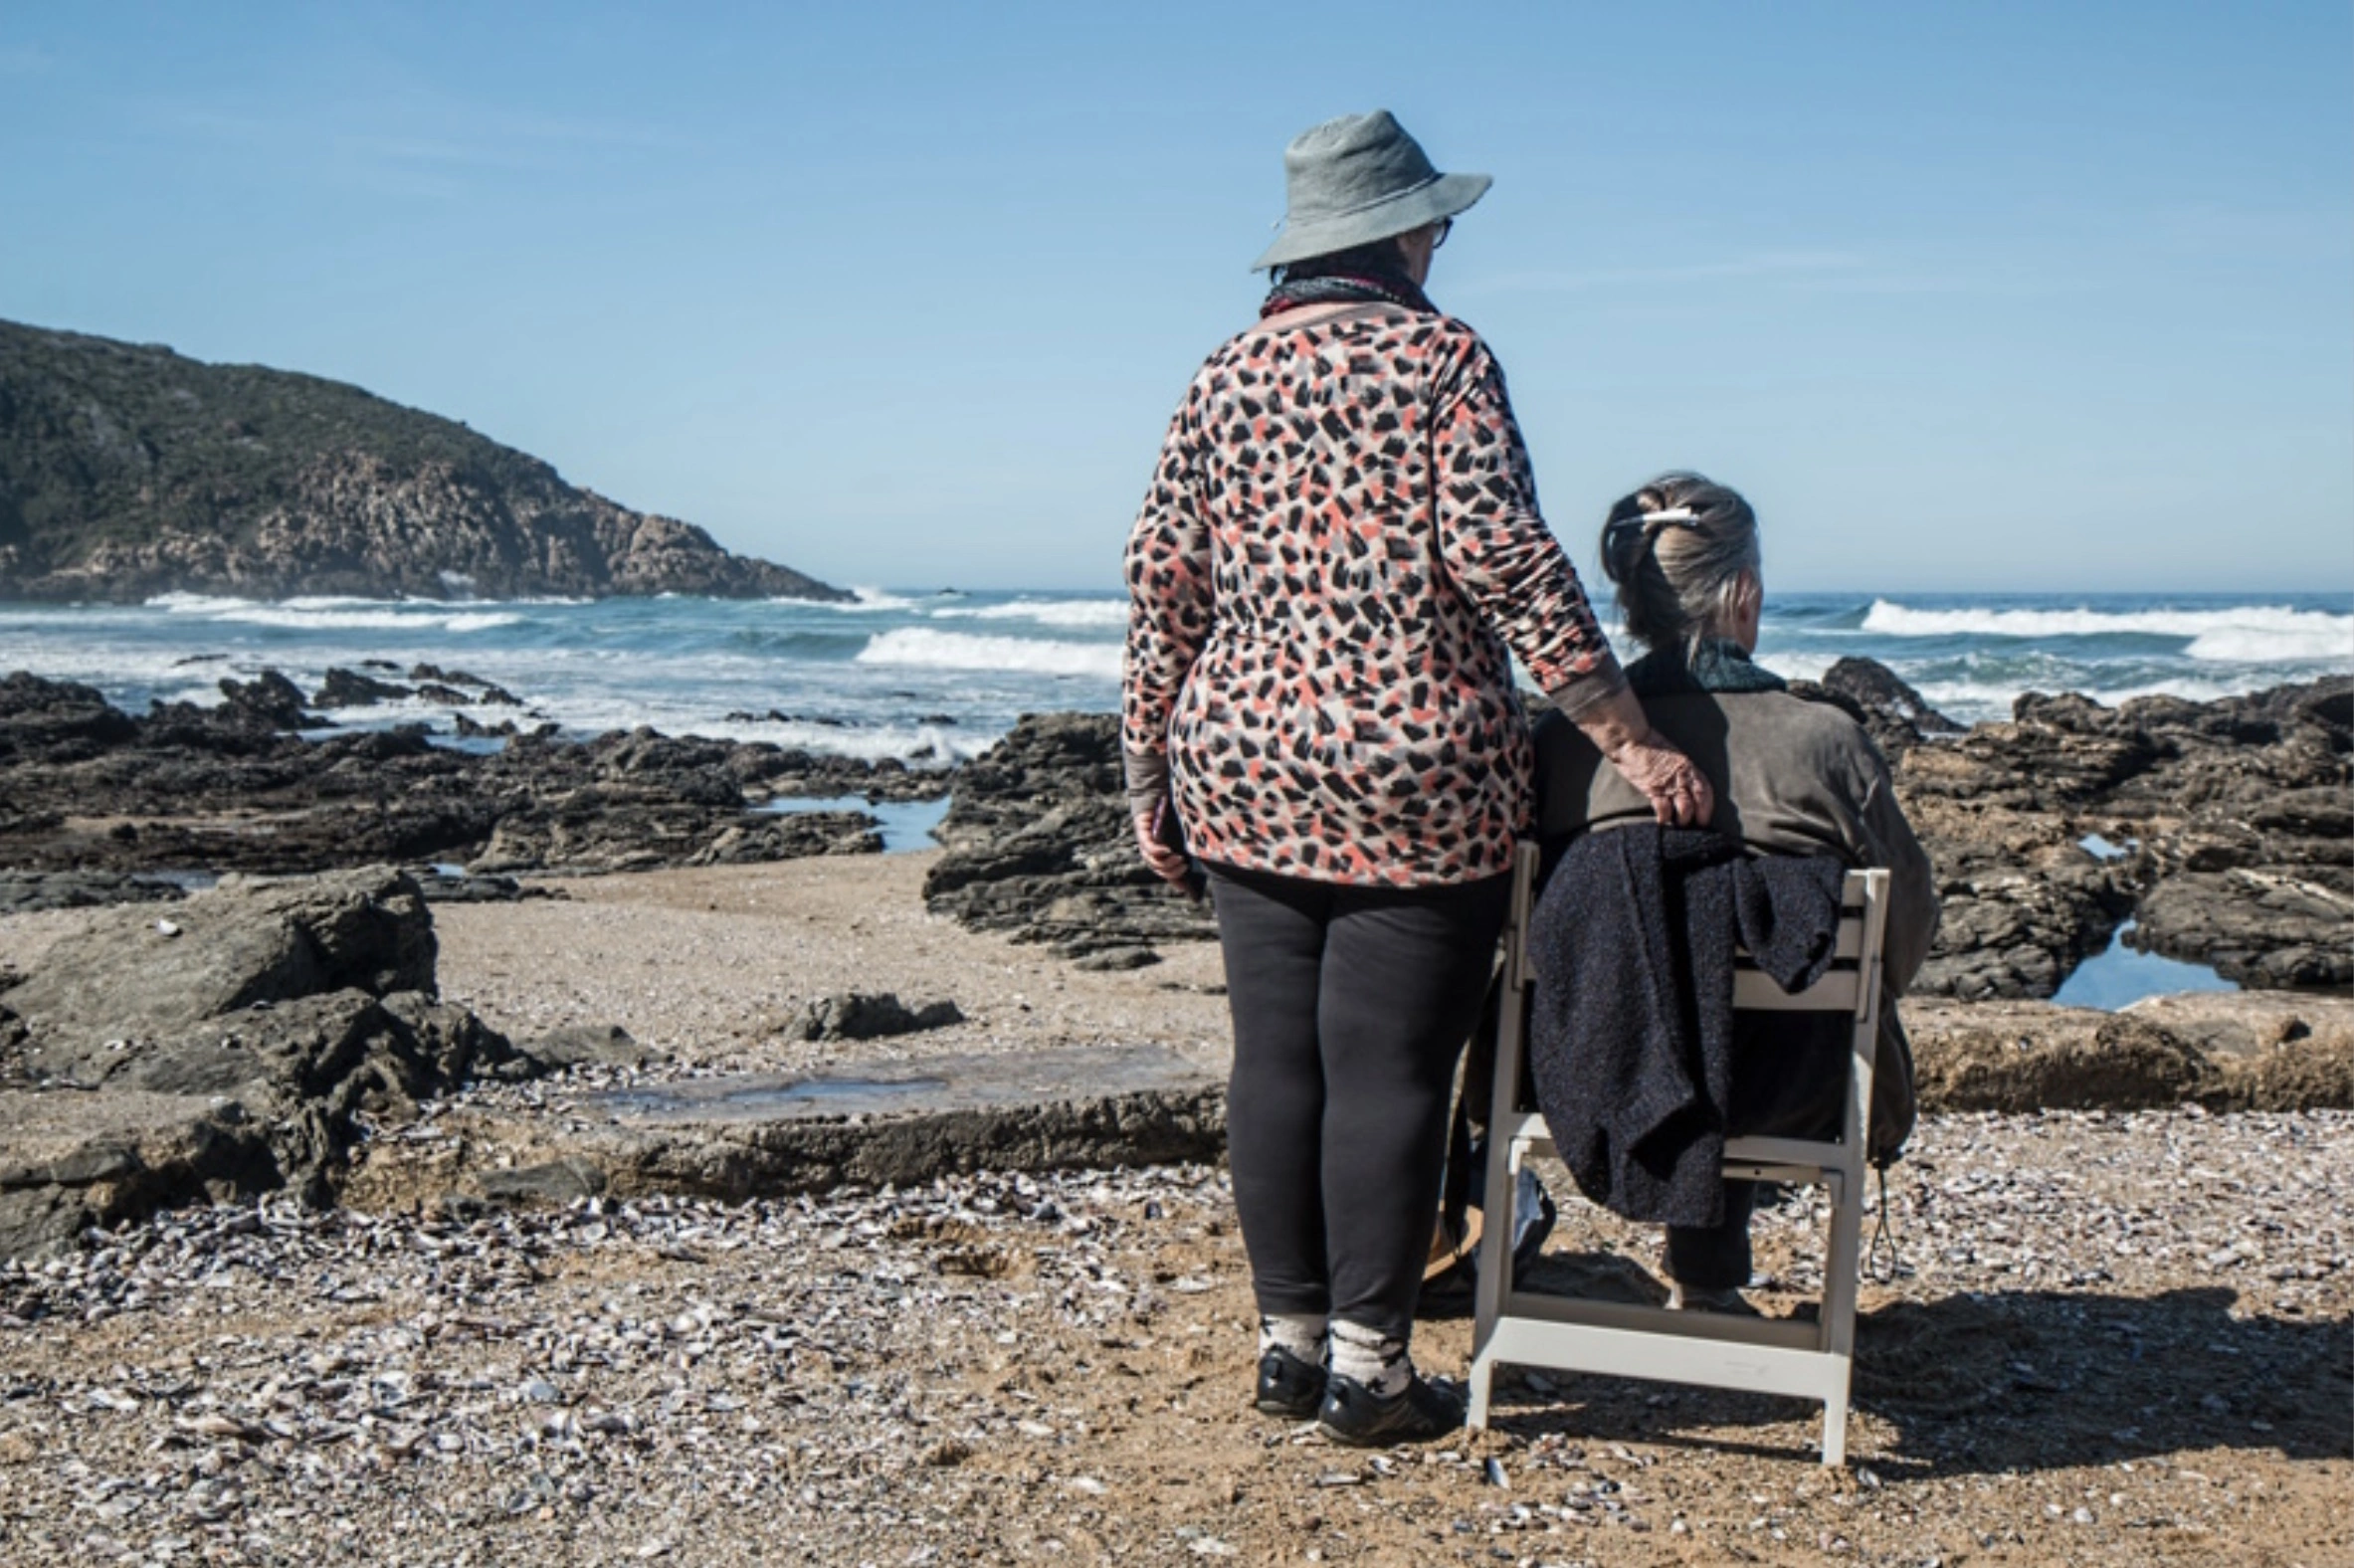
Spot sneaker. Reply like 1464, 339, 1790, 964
1316, 1370, 1466, 1447
1255, 1344, 1326, 1419
1666, 1281, 1760, 1316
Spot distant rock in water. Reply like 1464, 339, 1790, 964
1789, 656, 1962, 757
0, 318, 848, 603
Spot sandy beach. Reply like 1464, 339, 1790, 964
4, 852, 2348, 1566
431, 855, 1234, 1079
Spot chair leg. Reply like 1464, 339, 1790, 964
1467, 1132, 1524, 1432
1820, 1168, 1864, 1465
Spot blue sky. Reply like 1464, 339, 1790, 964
3, 2, 2348, 593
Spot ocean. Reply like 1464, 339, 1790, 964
0, 589, 2348, 762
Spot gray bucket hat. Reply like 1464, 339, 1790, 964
1253, 109, 1491, 272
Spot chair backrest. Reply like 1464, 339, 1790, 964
1495, 842, 1891, 1160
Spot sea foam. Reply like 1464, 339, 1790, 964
148, 593, 522, 634
1862, 599, 2353, 663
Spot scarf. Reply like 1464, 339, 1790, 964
1626, 638, 1787, 698
1259, 272, 1437, 319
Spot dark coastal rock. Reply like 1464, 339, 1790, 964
792, 992, 963, 1042
1790, 657, 1961, 756
3, 866, 438, 1060
217, 670, 321, 730
2129, 870, 2352, 990
1073, 946, 1163, 972
0, 671, 138, 760
0, 868, 531, 1258
1903, 801, 2135, 1000
408, 665, 521, 704
313, 667, 413, 707
0, 317, 848, 604
1893, 676, 2350, 997
0, 671, 914, 879
923, 713, 1216, 955
0, 870, 185, 915
405, 867, 557, 904
473, 803, 880, 876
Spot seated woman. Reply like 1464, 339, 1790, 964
1531, 472, 1939, 1312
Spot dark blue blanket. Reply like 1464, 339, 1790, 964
1528, 824, 1846, 1227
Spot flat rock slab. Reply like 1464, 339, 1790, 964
586, 1043, 1212, 1125
354, 1043, 1228, 1210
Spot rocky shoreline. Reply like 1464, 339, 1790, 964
1, 676, 2347, 1562
920, 665, 2350, 1001
0, 662, 2348, 1267
0, 669, 942, 890
4, 661, 2343, 998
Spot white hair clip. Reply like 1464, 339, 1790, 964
1640, 507, 1699, 526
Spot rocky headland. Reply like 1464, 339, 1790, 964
0, 319, 847, 602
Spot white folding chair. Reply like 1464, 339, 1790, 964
1466, 841, 1890, 1466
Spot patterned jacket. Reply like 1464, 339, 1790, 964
1122, 301, 1623, 886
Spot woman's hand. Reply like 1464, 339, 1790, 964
1608, 732, 1717, 827
1573, 685, 1717, 827
1134, 802, 1196, 889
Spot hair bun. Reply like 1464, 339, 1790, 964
1600, 514, 1648, 583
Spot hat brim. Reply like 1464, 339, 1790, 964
1252, 170, 1491, 272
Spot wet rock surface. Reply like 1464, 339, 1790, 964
348, 1044, 1228, 1212
0, 671, 945, 880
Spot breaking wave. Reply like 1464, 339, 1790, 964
1861, 600, 2354, 664
853, 628, 1122, 679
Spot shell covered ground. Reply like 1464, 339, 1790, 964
1, 857, 2348, 1566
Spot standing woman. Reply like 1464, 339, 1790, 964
1123, 110, 1714, 1445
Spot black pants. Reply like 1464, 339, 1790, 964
1208, 862, 1510, 1342
1663, 1013, 1853, 1290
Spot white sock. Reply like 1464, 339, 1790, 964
1329, 1319, 1413, 1398
1259, 1311, 1326, 1363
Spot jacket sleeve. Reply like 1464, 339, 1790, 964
1121, 384, 1214, 791
1430, 337, 1624, 715
1853, 749, 1938, 996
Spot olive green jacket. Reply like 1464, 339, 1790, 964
1529, 678, 1938, 1159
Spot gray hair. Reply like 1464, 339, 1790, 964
1598, 472, 1761, 660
